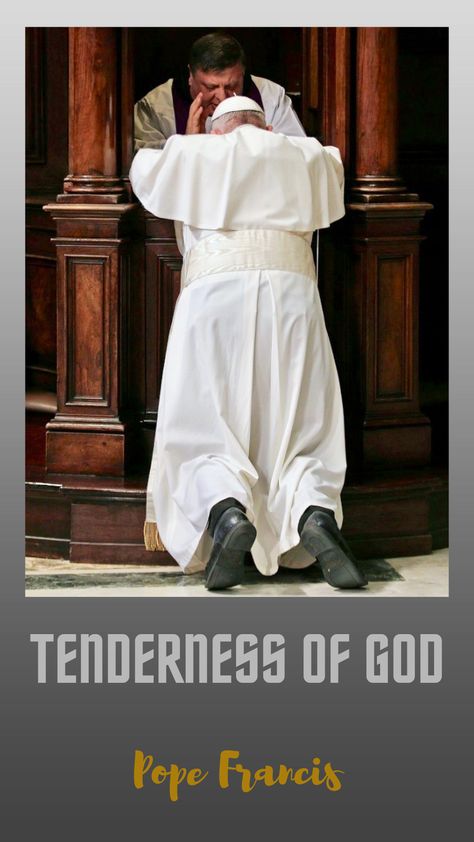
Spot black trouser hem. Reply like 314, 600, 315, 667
208, 497, 246, 537
297, 505, 335, 535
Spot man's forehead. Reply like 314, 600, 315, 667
192, 64, 244, 84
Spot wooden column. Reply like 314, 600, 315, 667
318, 28, 351, 167
352, 28, 406, 197
45, 28, 138, 476
61, 28, 126, 203
344, 27, 431, 470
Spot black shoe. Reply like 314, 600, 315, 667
299, 509, 368, 589
205, 507, 256, 591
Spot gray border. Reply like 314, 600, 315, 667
2, 4, 473, 839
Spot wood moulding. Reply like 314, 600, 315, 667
43, 202, 141, 476
26, 466, 447, 565
341, 199, 434, 471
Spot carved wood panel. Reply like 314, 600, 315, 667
374, 254, 414, 402
145, 241, 182, 421
56, 244, 121, 416
68, 257, 108, 402
345, 218, 430, 469
366, 247, 418, 417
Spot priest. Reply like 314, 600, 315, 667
130, 96, 368, 591
134, 31, 305, 150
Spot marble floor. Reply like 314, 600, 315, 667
25, 548, 449, 597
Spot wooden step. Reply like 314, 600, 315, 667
26, 466, 448, 565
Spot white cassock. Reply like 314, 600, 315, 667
129, 125, 346, 576
134, 76, 305, 150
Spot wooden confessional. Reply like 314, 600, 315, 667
26, 27, 448, 563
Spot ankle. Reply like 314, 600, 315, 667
208, 498, 246, 536
298, 505, 335, 534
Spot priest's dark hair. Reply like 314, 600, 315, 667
189, 33, 246, 74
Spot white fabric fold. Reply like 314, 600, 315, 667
145, 230, 346, 576
182, 229, 316, 287
131, 127, 348, 576
130, 125, 345, 233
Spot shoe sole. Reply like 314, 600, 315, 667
300, 525, 368, 589
205, 520, 256, 591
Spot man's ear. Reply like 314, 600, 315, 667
187, 64, 193, 85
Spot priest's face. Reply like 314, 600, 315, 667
188, 63, 245, 114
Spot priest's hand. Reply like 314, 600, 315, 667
186, 92, 211, 135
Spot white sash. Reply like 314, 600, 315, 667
182, 229, 316, 288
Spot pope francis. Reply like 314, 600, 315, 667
129, 95, 368, 591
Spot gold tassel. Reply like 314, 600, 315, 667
143, 521, 165, 552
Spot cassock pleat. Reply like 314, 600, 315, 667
148, 267, 346, 576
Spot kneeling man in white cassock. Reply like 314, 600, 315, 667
130, 95, 368, 591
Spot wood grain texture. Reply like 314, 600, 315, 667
70, 258, 107, 400
319, 28, 351, 165
375, 255, 412, 401
46, 430, 125, 476
355, 28, 398, 178
145, 242, 182, 421
362, 424, 431, 467
29, 27, 446, 558
26, 494, 70, 539
56, 246, 115, 413
71, 500, 150, 544
63, 28, 126, 200
26, 466, 447, 564
69, 28, 118, 176
43, 203, 139, 476
342, 202, 432, 469
301, 27, 319, 136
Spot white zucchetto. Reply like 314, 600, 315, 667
210, 95, 265, 122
